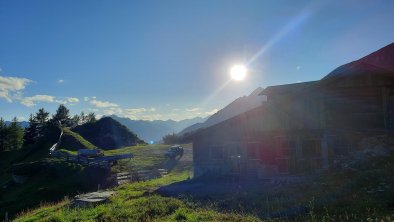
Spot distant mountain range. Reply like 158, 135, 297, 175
5, 121, 29, 128
4, 87, 266, 143
109, 115, 207, 143
179, 87, 265, 135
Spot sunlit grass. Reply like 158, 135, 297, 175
12, 140, 394, 221
14, 155, 263, 222
106, 144, 181, 172
58, 128, 97, 151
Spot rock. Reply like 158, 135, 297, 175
73, 191, 115, 207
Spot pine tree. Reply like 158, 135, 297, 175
80, 112, 86, 124
86, 112, 97, 123
36, 108, 49, 125
162, 133, 181, 145
71, 114, 81, 127
36, 108, 49, 136
7, 117, 24, 150
0, 118, 6, 151
53, 104, 70, 126
24, 114, 39, 145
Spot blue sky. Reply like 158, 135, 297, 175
1, 0, 394, 121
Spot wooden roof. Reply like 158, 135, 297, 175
259, 81, 317, 96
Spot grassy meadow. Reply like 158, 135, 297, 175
14, 144, 263, 222
8, 141, 394, 221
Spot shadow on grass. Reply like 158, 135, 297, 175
156, 177, 314, 219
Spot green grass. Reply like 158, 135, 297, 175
58, 128, 97, 151
105, 144, 175, 172
0, 125, 61, 171
14, 146, 263, 222
0, 143, 173, 219
0, 126, 63, 217
0, 159, 87, 218
58, 149, 77, 155
10, 138, 394, 221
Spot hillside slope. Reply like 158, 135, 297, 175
58, 128, 97, 151
72, 117, 145, 150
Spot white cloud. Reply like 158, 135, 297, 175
296, 66, 301, 70
90, 99, 118, 108
55, 97, 80, 104
103, 107, 123, 116
58, 79, 64, 84
20, 95, 80, 107
186, 107, 200, 112
121, 108, 162, 120
21, 95, 55, 107
205, 108, 219, 116
66, 97, 79, 103
104, 109, 117, 115
87, 108, 99, 112
0, 76, 32, 102
124, 108, 146, 115
84, 97, 90, 102
140, 114, 162, 121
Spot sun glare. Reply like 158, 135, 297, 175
230, 65, 247, 81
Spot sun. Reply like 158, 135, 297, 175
230, 64, 247, 81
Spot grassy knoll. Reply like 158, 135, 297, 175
14, 144, 262, 222
58, 128, 97, 151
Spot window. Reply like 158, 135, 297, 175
277, 159, 289, 173
260, 141, 275, 165
227, 143, 241, 158
302, 140, 320, 158
276, 138, 289, 157
288, 140, 297, 157
276, 137, 290, 173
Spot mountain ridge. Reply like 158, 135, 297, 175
109, 116, 207, 142
72, 117, 144, 149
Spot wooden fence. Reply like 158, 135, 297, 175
116, 168, 168, 185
